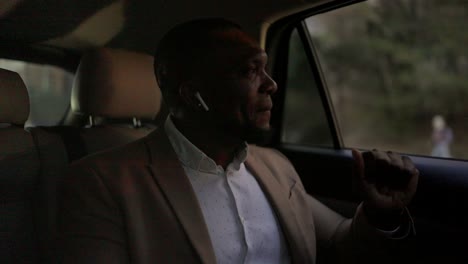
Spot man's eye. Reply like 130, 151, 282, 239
242, 67, 257, 76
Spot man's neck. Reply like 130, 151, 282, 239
172, 117, 244, 169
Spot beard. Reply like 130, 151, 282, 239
208, 107, 275, 145
212, 119, 273, 145
241, 123, 274, 146
236, 106, 274, 145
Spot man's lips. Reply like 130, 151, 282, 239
257, 103, 273, 112
256, 105, 272, 122
256, 109, 271, 122
257, 97, 273, 112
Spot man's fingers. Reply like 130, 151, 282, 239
357, 149, 419, 210
402, 155, 419, 175
387, 151, 404, 169
371, 150, 392, 176
402, 155, 420, 189
386, 151, 412, 187
362, 149, 413, 188
352, 149, 365, 178
372, 149, 391, 164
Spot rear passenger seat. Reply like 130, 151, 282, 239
37, 48, 163, 165
1, 48, 163, 263
0, 68, 43, 263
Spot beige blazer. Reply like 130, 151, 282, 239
58, 129, 402, 264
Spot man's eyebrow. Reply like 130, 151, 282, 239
245, 50, 267, 61
250, 55, 268, 65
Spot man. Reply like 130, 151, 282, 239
59, 18, 419, 263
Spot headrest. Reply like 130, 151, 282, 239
0, 68, 30, 125
71, 48, 161, 120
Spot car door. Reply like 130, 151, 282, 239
266, 0, 468, 263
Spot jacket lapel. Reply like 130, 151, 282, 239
245, 149, 312, 264
144, 130, 216, 264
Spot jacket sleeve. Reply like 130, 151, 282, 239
292, 173, 414, 264
57, 164, 129, 264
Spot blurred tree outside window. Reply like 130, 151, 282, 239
0, 59, 73, 127
285, 0, 467, 160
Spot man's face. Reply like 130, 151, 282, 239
193, 29, 277, 137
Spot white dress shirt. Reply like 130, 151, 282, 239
165, 117, 290, 264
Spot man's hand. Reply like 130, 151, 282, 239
352, 149, 419, 229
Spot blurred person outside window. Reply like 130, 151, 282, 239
431, 115, 453, 158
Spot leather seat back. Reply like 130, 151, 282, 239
70, 48, 163, 154
0, 68, 40, 263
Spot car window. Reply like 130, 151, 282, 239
0, 59, 73, 127
291, 0, 467, 160
282, 28, 334, 147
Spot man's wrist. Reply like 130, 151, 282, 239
363, 203, 404, 231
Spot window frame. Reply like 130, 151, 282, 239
266, 0, 365, 150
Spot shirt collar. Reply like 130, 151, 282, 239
164, 115, 248, 173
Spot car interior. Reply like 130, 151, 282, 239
1, 0, 467, 263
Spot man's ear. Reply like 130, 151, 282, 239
178, 81, 199, 109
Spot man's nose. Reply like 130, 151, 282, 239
260, 72, 278, 95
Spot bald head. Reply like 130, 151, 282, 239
154, 18, 244, 107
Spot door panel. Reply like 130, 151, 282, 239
279, 146, 468, 263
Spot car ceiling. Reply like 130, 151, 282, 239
0, 0, 327, 55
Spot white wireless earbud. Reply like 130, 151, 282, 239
194, 92, 210, 111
